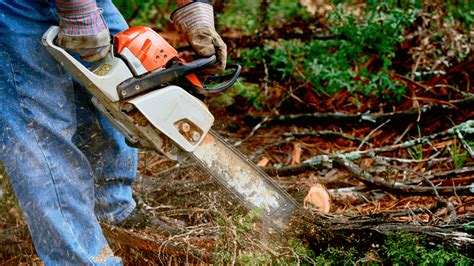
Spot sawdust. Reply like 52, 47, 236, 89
94, 244, 117, 263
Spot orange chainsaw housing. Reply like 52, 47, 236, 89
114, 26, 202, 88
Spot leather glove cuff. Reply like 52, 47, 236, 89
57, 9, 110, 49
56, 0, 98, 14
171, 1, 227, 74
171, 1, 214, 33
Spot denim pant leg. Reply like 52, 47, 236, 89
72, 0, 139, 224
73, 88, 138, 224
0, 1, 121, 264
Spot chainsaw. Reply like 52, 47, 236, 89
42, 26, 299, 230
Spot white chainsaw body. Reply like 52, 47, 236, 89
128, 86, 213, 152
42, 26, 213, 152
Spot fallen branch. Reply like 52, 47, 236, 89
281, 130, 363, 143
289, 210, 474, 256
253, 97, 474, 124
262, 155, 332, 176
333, 156, 472, 195
406, 167, 474, 185
455, 127, 474, 159
306, 120, 473, 162
102, 224, 211, 263
260, 121, 473, 181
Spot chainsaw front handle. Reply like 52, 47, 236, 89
195, 63, 242, 95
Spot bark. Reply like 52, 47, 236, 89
288, 210, 473, 256
102, 224, 211, 264
252, 97, 474, 125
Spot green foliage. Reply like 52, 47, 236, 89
216, 1, 260, 34
210, 78, 265, 110
408, 125, 424, 160
214, 209, 270, 264
217, 0, 311, 34
112, 0, 472, 104
314, 246, 360, 265
112, 0, 177, 27
444, 1, 474, 31
464, 221, 474, 231
287, 238, 318, 264
449, 140, 469, 169
383, 232, 473, 265
384, 232, 425, 264
309, 232, 472, 265
237, 2, 417, 100
234, 208, 261, 235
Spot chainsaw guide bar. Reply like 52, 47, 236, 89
42, 26, 300, 231
192, 130, 299, 229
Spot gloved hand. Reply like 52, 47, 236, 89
171, 1, 227, 74
55, 0, 111, 62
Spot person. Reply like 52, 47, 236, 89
0, 0, 226, 264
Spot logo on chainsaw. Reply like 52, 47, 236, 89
94, 64, 112, 76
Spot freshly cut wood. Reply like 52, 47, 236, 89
304, 183, 331, 213
291, 143, 302, 165
257, 157, 270, 167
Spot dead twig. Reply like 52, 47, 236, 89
333, 156, 472, 195
357, 119, 391, 150
260, 121, 473, 176
282, 130, 363, 143
254, 98, 474, 124
405, 167, 474, 184
263, 155, 332, 176
250, 137, 295, 160
233, 117, 271, 147
455, 128, 474, 159
308, 120, 473, 162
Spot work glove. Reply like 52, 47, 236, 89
171, 1, 227, 74
55, 0, 111, 62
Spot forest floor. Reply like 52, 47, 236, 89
1, 82, 472, 264
1, 1, 473, 264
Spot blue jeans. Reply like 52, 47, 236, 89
0, 1, 138, 264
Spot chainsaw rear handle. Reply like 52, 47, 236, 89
117, 55, 217, 99
42, 26, 133, 102
117, 56, 241, 99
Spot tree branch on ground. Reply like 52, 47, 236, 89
252, 98, 474, 124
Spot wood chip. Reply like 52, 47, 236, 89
291, 143, 301, 165
257, 157, 270, 167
